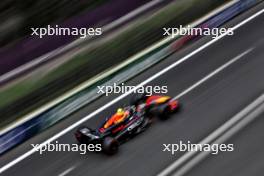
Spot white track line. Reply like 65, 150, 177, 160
0, 7, 263, 175
58, 166, 76, 176
173, 48, 253, 100
160, 94, 264, 176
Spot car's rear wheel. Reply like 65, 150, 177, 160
102, 137, 119, 155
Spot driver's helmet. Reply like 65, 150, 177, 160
116, 108, 125, 115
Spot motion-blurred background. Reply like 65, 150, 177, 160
0, 0, 227, 130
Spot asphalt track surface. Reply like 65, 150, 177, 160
1, 3, 264, 176
185, 111, 264, 176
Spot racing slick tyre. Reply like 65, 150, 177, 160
150, 105, 171, 120
102, 137, 119, 155
130, 93, 147, 105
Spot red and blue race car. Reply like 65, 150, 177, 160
75, 94, 180, 154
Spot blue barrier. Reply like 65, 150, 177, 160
0, 0, 260, 155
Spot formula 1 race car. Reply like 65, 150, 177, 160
75, 94, 180, 154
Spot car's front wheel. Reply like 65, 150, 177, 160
149, 104, 171, 120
